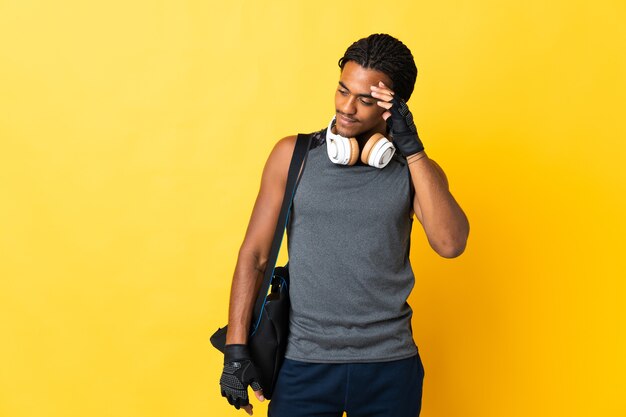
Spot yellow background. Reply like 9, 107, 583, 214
1, 1, 625, 416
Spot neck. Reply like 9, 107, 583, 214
355, 120, 388, 147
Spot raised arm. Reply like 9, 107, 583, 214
407, 153, 469, 258
371, 81, 469, 259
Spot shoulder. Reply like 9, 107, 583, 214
266, 135, 299, 169
273, 135, 298, 154
262, 135, 298, 183
268, 127, 327, 161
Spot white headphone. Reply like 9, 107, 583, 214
325, 116, 396, 169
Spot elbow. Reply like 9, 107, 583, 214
437, 241, 467, 258
434, 229, 469, 259
238, 246, 269, 274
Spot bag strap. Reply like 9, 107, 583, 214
250, 133, 312, 333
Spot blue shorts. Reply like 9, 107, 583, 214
268, 353, 425, 417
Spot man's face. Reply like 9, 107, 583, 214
334, 60, 393, 139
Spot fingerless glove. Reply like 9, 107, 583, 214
220, 344, 263, 409
387, 97, 425, 157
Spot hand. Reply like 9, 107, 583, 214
220, 344, 265, 415
371, 81, 425, 157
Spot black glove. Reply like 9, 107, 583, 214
387, 97, 425, 157
220, 344, 263, 410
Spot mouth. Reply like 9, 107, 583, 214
336, 113, 358, 125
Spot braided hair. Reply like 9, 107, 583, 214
338, 34, 417, 102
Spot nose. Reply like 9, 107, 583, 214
340, 94, 357, 116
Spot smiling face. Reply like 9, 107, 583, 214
334, 60, 393, 140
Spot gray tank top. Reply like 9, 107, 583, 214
284, 127, 418, 363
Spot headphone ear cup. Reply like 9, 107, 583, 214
347, 138, 360, 166
361, 133, 396, 168
327, 120, 360, 166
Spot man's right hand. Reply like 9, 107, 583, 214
220, 344, 265, 415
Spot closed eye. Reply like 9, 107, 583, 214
337, 83, 376, 106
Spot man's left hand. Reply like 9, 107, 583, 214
371, 81, 425, 157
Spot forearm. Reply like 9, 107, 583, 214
225, 249, 266, 344
408, 151, 469, 258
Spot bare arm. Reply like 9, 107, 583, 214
408, 152, 469, 258
371, 82, 469, 259
225, 135, 297, 345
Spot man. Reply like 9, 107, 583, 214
219, 33, 470, 416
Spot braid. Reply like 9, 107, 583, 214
338, 34, 417, 101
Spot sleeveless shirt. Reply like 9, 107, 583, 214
284, 127, 419, 363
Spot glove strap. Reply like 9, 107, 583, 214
224, 344, 250, 363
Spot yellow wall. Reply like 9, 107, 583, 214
1, 1, 624, 416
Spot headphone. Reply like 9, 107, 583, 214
325, 116, 396, 169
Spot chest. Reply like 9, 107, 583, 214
293, 146, 411, 224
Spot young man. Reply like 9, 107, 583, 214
219, 33, 470, 416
